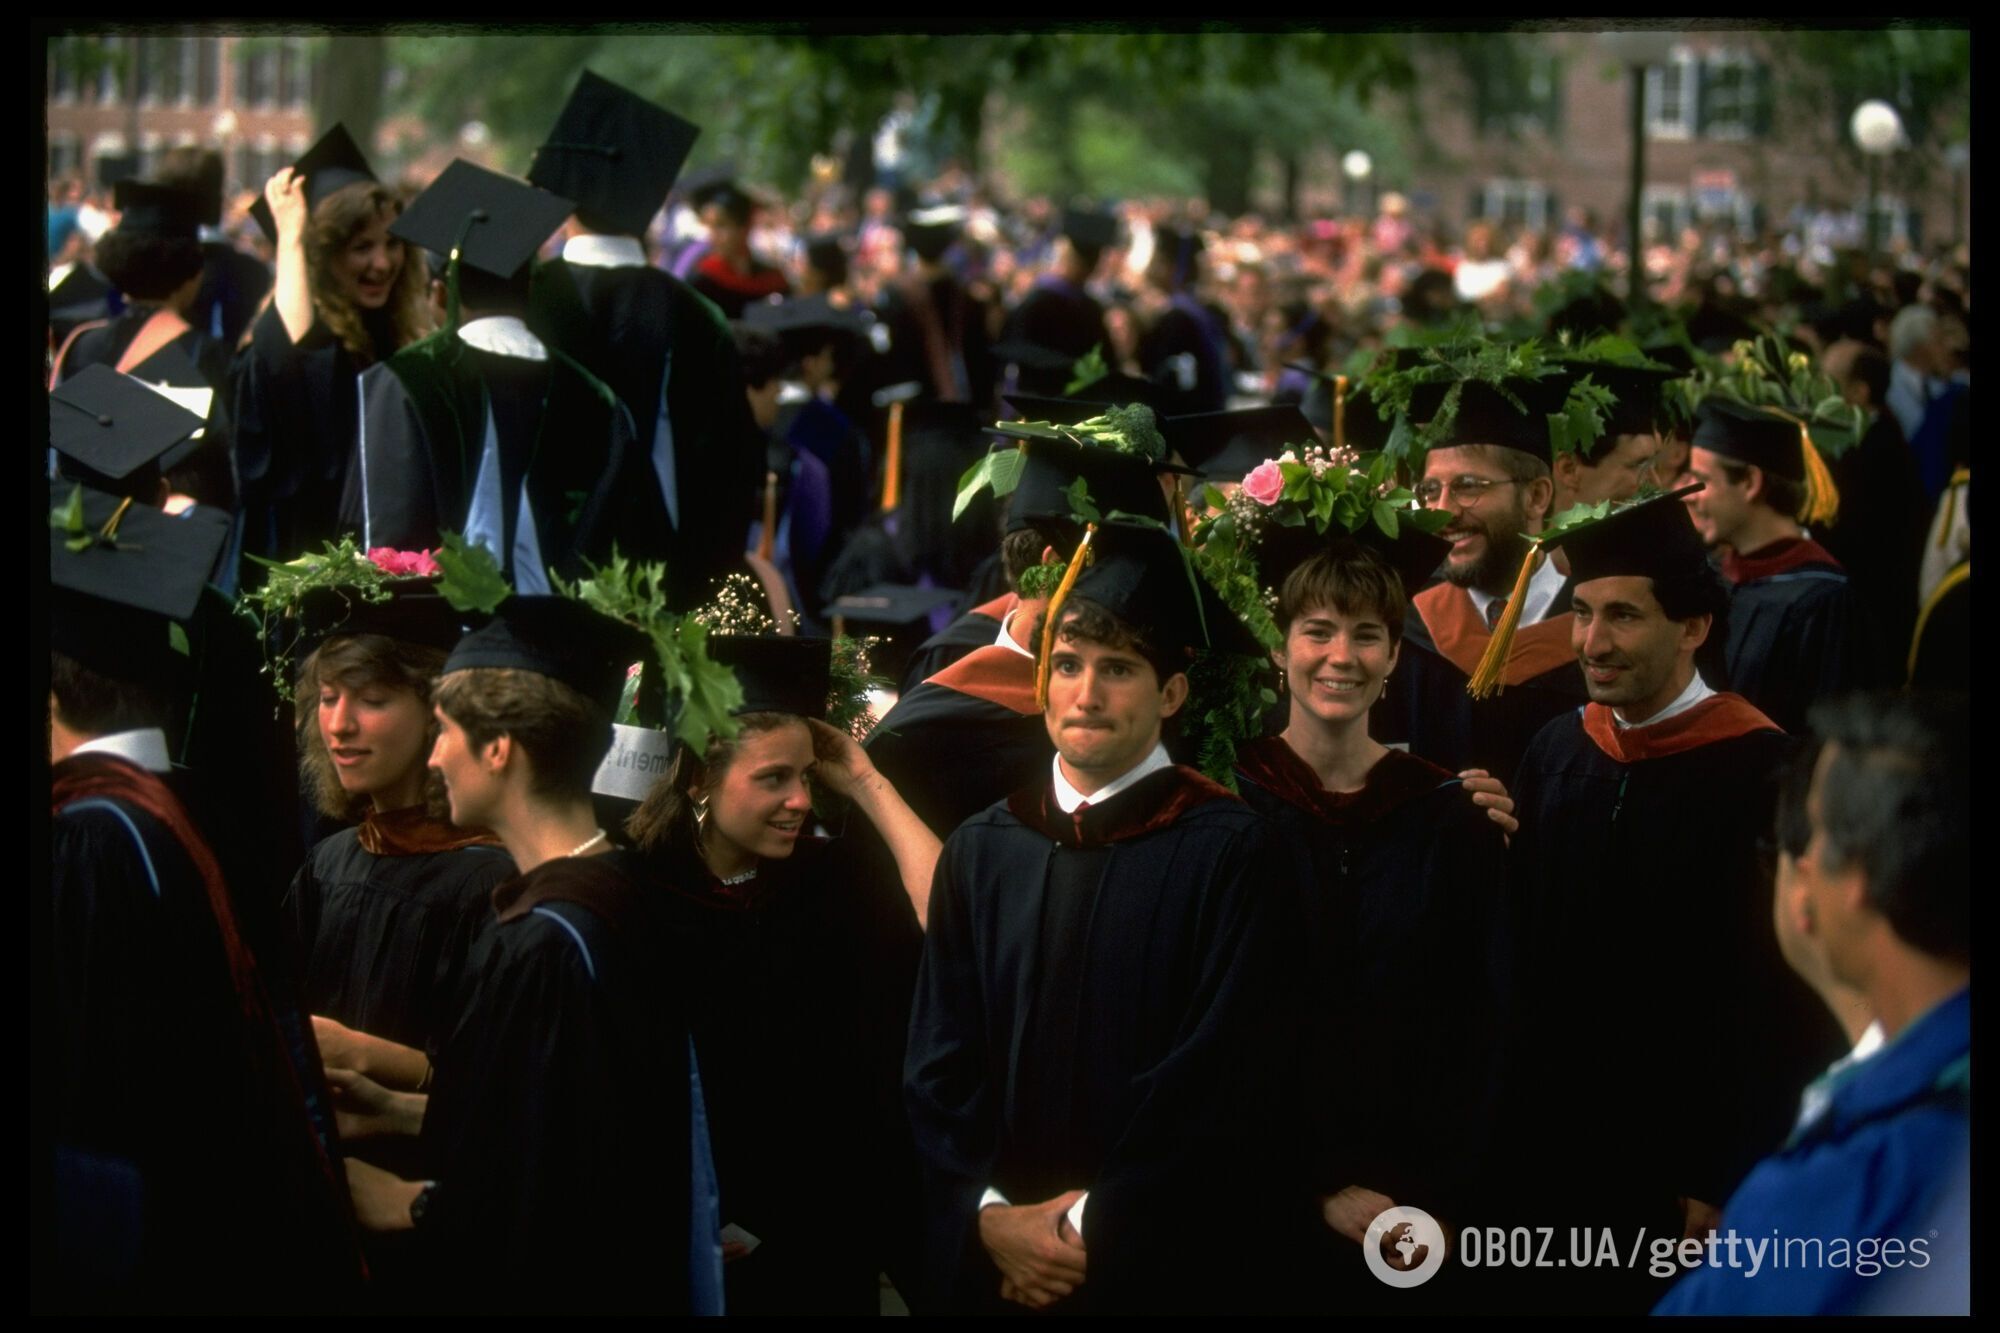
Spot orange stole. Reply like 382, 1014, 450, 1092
927, 644, 1040, 716
1412, 583, 1576, 688
970, 591, 1019, 622
1581, 694, 1782, 763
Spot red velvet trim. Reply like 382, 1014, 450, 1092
1235, 735, 1454, 828
356, 805, 500, 857
1580, 693, 1783, 762
1006, 764, 1240, 847
1721, 536, 1844, 585
927, 643, 1040, 715
1412, 582, 1577, 686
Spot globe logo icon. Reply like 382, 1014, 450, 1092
1362, 1205, 1447, 1289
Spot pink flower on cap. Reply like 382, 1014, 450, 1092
1242, 460, 1285, 506
368, 547, 442, 577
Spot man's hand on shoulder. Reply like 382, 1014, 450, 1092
980, 1189, 1088, 1309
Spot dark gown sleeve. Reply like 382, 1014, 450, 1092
352, 363, 443, 553
229, 308, 356, 560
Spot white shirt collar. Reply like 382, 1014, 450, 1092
1052, 742, 1173, 814
562, 233, 648, 270
457, 315, 548, 362
993, 607, 1035, 660
70, 728, 173, 774
1466, 552, 1567, 629
1613, 669, 1716, 729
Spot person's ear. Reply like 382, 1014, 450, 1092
1158, 670, 1191, 720
1680, 612, 1712, 654
1552, 452, 1582, 491
1742, 464, 1767, 505
1524, 472, 1556, 524
1384, 637, 1401, 677
482, 734, 510, 774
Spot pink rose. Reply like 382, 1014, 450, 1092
368, 547, 441, 577
1242, 460, 1285, 506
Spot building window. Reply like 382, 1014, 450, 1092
196, 36, 221, 105
279, 37, 311, 110
1482, 179, 1554, 231
50, 134, 82, 179
1700, 51, 1763, 140
239, 41, 276, 108
96, 35, 124, 105
1476, 52, 1563, 139
1644, 47, 1696, 141
1642, 186, 1692, 240
50, 41, 77, 102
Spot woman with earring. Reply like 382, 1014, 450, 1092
626, 633, 939, 1315
1223, 506, 1514, 1313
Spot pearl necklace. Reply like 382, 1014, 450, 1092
565, 828, 608, 858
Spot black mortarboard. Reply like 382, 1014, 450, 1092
1163, 405, 1317, 483
49, 264, 115, 332
1413, 375, 1570, 463
1062, 207, 1119, 254
1293, 367, 1396, 451
1000, 393, 1118, 427
96, 153, 140, 191
1257, 520, 1451, 604
442, 595, 648, 716
1692, 397, 1812, 483
826, 583, 959, 635
249, 123, 377, 241
1006, 372, 1172, 417
708, 634, 831, 720
677, 162, 738, 210
391, 160, 574, 283
903, 206, 965, 262
177, 150, 226, 228
111, 180, 203, 239
804, 231, 850, 279
1586, 362, 1682, 439
1538, 485, 1712, 588
51, 486, 230, 679
1000, 434, 1177, 534
529, 70, 701, 239
294, 585, 474, 662
49, 365, 206, 496
1685, 303, 1762, 354
740, 292, 871, 341
1058, 519, 1263, 659
990, 338, 1079, 374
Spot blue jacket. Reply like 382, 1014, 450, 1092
1655, 987, 1970, 1315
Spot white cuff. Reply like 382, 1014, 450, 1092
1066, 1193, 1088, 1241
978, 1186, 1010, 1211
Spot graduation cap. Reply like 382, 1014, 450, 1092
803, 231, 850, 279
391, 159, 575, 284
110, 180, 203, 239
1163, 404, 1317, 484
677, 161, 740, 211
1256, 508, 1450, 600
1062, 207, 1119, 254
1037, 519, 1264, 708
49, 365, 206, 498
1005, 372, 1172, 417
248, 123, 377, 242
48, 263, 116, 333
740, 292, 871, 342
442, 594, 649, 717
1536, 484, 1712, 589
1685, 303, 1763, 354
1292, 368, 1396, 452
1002, 433, 1178, 534
529, 70, 701, 239
1585, 361, 1683, 440
990, 338, 1079, 374
293, 585, 474, 663
903, 206, 965, 262
1406, 375, 1572, 464
51, 484, 231, 681
95, 153, 140, 191
1691, 395, 1844, 525
826, 584, 959, 639
707, 634, 831, 720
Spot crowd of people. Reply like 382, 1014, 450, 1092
41, 67, 1970, 1316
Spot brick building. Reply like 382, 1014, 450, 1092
1402, 30, 1963, 250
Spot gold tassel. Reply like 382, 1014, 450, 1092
101, 495, 136, 540
1938, 467, 1970, 550
880, 399, 904, 513
1332, 374, 1348, 452
1466, 546, 1542, 700
1174, 475, 1194, 547
1795, 419, 1841, 527
1035, 523, 1097, 712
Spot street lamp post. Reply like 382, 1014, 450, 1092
1342, 149, 1373, 219
1850, 99, 1905, 256
1599, 30, 1681, 311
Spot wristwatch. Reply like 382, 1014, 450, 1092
410, 1180, 439, 1229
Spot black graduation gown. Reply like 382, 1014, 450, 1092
1136, 292, 1228, 417
50, 755, 361, 1312
191, 241, 273, 351
284, 821, 514, 1053
1500, 698, 1845, 1313
57, 311, 239, 512
1374, 581, 1588, 781
904, 766, 1305, 1315
896, 591, 1013, 697
415, 850, 703, 1314
1233, 741, 1510, 1251
1722, 539, 1861, 737
1820, 414, 1929, 684
1908, 560, 1970, 690
230, 306, 399, 564
353, 334, 638, 591
999, 276, 1109, 395
863, 644, 1051, 841
530, 258, 765, 609
647, 837, 924, 1314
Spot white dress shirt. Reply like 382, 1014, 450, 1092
70, 728, 173, 774
561, 233, 648, 270
980, 741, 1177, 1240
1613, 670, 1716, 729
991, 608, 1035, 660
1467, 551, 1567, 630
457, 314, 548, 362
